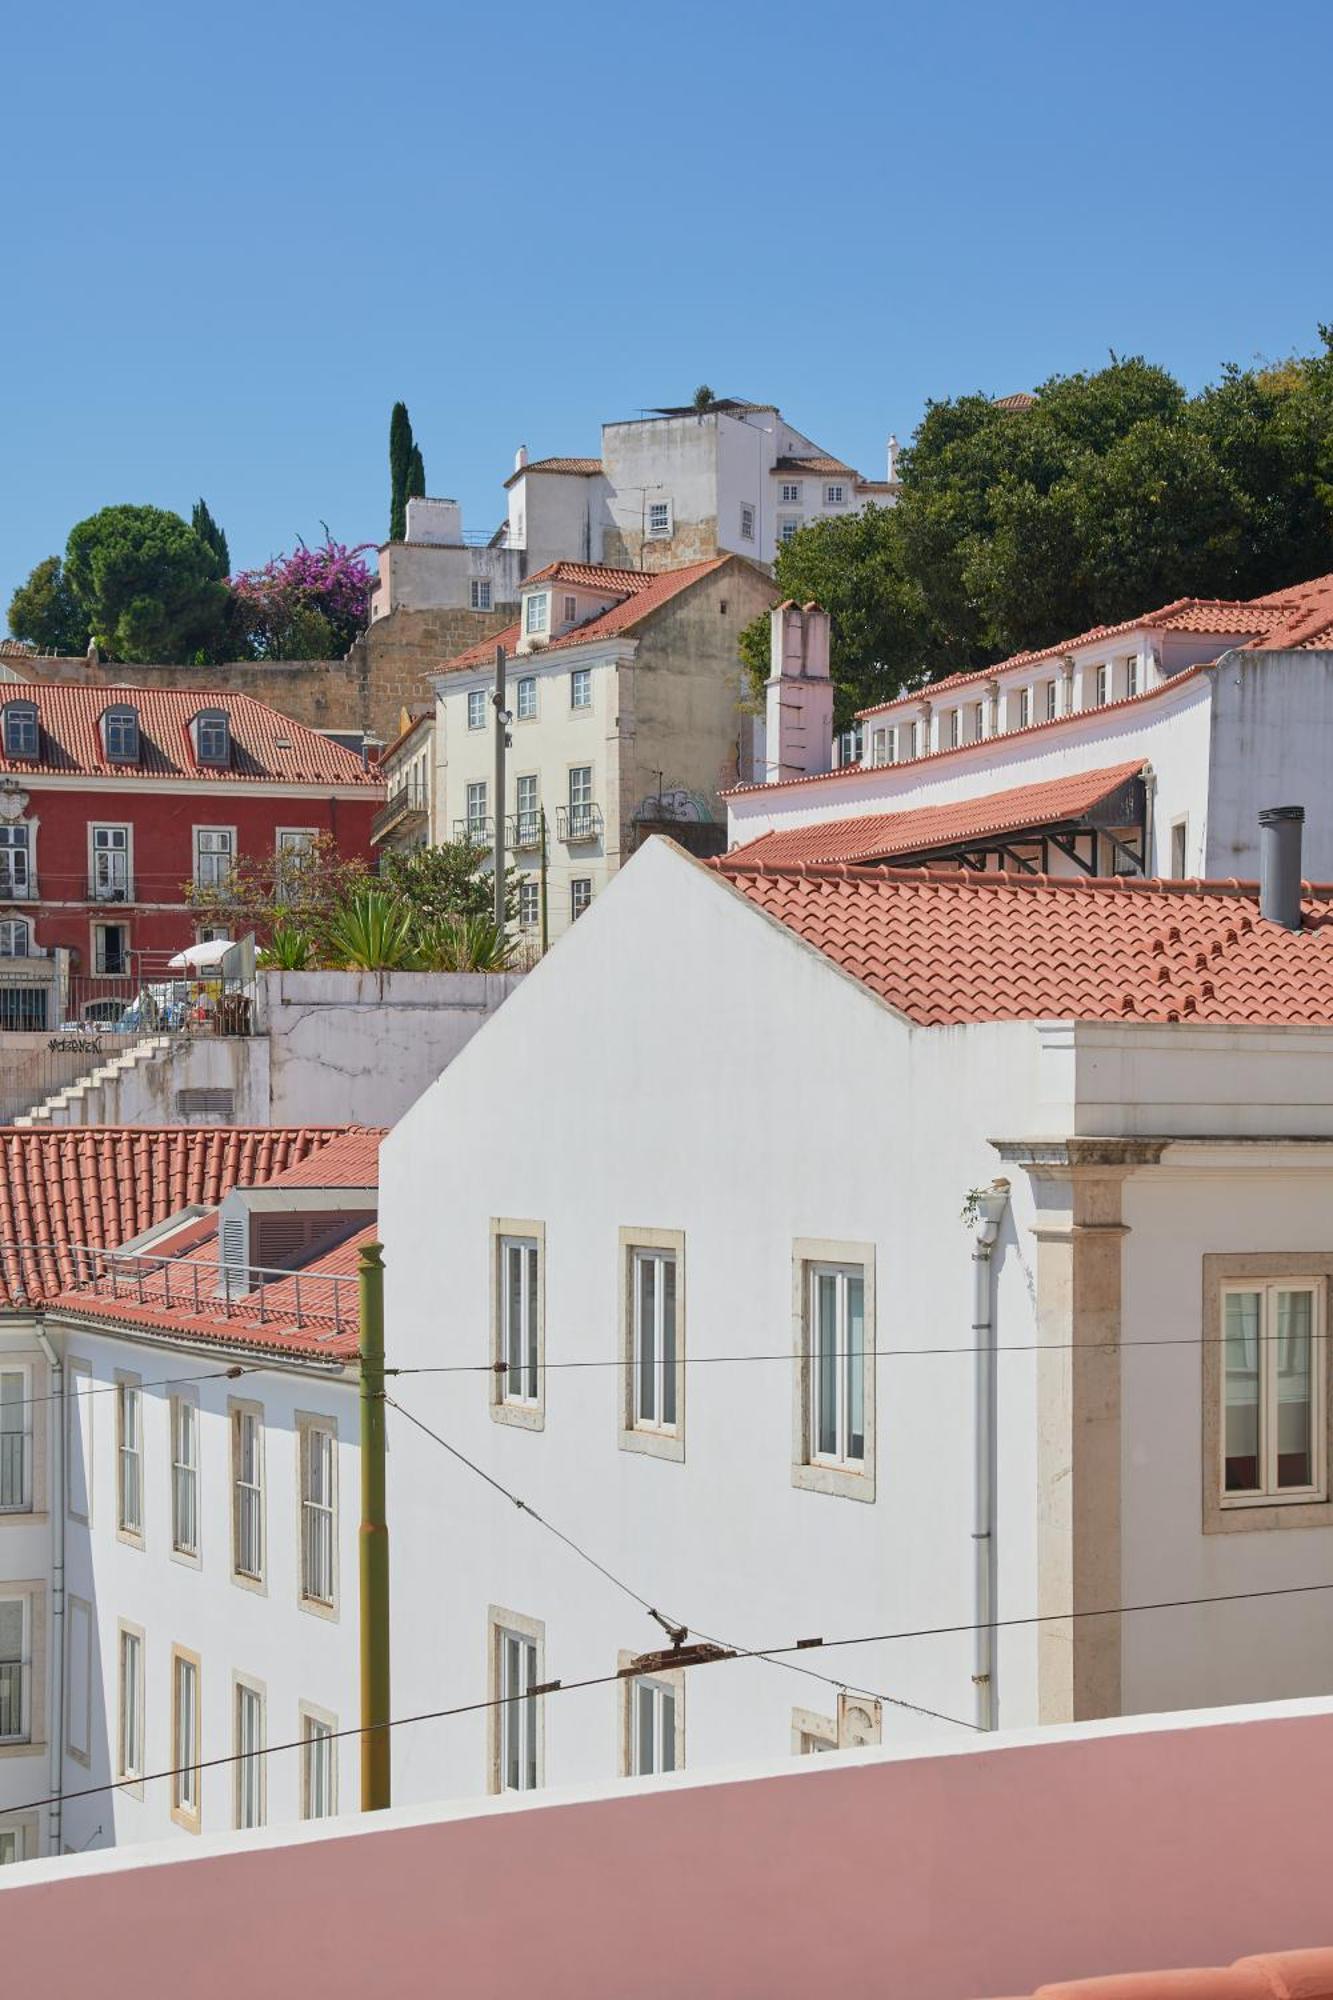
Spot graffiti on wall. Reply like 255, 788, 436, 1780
633, 784, 713, 825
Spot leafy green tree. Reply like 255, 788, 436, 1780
64, 504, 231, 664
379, 838, 519, 924
7, 556, 89, 654
389, 401, 415, 541
191, 498, 231, 580
406, 444, 426, 506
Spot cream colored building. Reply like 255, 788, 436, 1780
428, 556, 777, 940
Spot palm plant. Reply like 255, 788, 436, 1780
414, 913, 517, 973
322, 889, 417, 970
257, 923, 316, 970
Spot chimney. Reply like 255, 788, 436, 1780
514, 444, 528, 472
765, 601, 834, 784
1259, 805, 1305, 929
887, 434, 900, 483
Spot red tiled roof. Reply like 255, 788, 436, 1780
993, 391, 1038, 412
713, 860, 1333, 1027
521, 561, 651, 592
773, 455, 859, 477
503, 457, 603, 487
262, 1128, 383, 1187
0, 682, 379, 787
434, 558, 740, 676
0, 1126, 362, 1309
729, 763, 1144, 868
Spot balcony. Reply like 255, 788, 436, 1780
556, 803, 604, 844
0, 876, 34, 902
508, 811, 543, 852
371, 777, 429, 846
453, 817, 495, 846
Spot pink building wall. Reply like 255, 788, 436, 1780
3, 1699, 1331, 1999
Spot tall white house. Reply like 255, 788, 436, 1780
729, 572, 1333, 881
378, 827, 1333, 1813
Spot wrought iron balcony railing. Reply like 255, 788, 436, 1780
556, 803, 603, 844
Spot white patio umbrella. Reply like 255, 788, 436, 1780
167, 938, 235, 971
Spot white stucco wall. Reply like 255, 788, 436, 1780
1205, 650, 1333, 877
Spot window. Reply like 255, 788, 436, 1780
825, 484, 845, 505
495, 1231, 542, 1421
791, 1706, 838, 1755
570, 878, 592, 921
778, 517, 801, 542
1126, 655, 1139, 699
466, 780, 489, 840
793, 1241, 876, 1501
516, 676, 537, 720
905, 721, 917, 760
103, 705, 140, 762
193, 827, 234, 890
0, 1597, 27, 1742
647, 500, 671, 540
740, 503, 755, 541
629, 1677, 678, 1776
194, 710, 230, 766
91, 824, 130, 900
780, 482, 802, 504
1018, 688, 1031, 730
0, 920, 28, 958
470, 578, 492, 611
515, 773, 539, 848
3, 704, 38, 759
0, 1817, 35, 1864
518, 879, 539, 930
117, 1624, 144, 1784
234, 1679, 265, 1829
1045, 680, 1058, 721
231, 1403, 264, 1584
1171, 818, 1188, 878
117, 1377, 143, 1541
171, 1648, 201, 1827
467, 687, 487, 731
0, 1366, 31, 1511
524, 592, 549, 636
570, 668, 591, 710
93, 922, 128, 977
66, 1359, 92, 1524
567, 765, 594, 839
171, 1395, 198, 1558
301, 1708, 337, 1819
276, 828, 315, 865
0, 823, 31, 898
1095, 663, 1109, 707
949, 710, 961, 749
490, 1613, 543, 1793
620, 1230, 684, 1461
973, 701, 985, 739
870, 729, 888, 766
300, 1419, 337, 1608
1221, 1283, 1324, 1502
562, 594, 578, 625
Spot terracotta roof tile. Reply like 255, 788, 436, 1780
0, 683, 379, 786
262, 1128, 383, 1187
713, 860, 1333, 1028
520, 561, 650, 592
729, 763, 1144, 868
434, 558, 740, 677
993, 391, 1038, 412
503, 457, 604, 487
0, 1126, 360, 1309
773, 455, 859, 477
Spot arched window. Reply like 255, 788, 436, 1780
3, 703, 38, 760
0, 919, 30, 958
194, 709, 231, 767
103, 705, 141, 763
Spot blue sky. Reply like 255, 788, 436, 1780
3, 0, 1331, 614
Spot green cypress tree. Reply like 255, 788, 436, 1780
389, 402, 413, 541
406, 443, 426, 505
191, 498, 231, 579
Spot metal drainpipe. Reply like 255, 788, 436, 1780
971, 1182, 1010, 1731
34, 1323, 64, 1855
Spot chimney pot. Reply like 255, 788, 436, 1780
1259, 805, 1305, 929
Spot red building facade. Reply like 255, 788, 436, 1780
0, 682, 381, 1027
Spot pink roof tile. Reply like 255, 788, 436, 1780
713, 860, 1333, 1028
435, 558, 740, 676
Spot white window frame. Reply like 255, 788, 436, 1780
780, 482, 802, 505
791, 1705, 838, 1754
0, 1363, 32, 1513
171, 1645, 201, 1830
0, 1593, 30, 1745
1018, 688, 1032, 730
275, 828, 317, 883
92, 918, 129, 978
516, 676, 537, 721
470, 577, 492, 612
116, 1373, 143, 1547
518, 878, 540, 930
567, 763, 594, 839
488, 1607, 544, 1794
193, 826, 236, 891
524, 592, 549, 636
1204, 1258, 1333, 1534
170, 1393, 199, 1561
465, 780, 489, 840
467, 687, 487, 731
1045, 679, 1058, 721
1096, 662, 1109, 707
1219, 1280, 1325, 1507
1126, 655, 1140, 699
117, 1620, 145, 1794
300, 1703, 338, 1819
825, 484, 845, 505
0, 1813, 38, 1864
0, 918, 29, 958
1171, 817, 1188, 878
233, 1674, 266, 1831
620, 1228, 685, 1462
491, 1224, 545, 1429
570, 877, 592, 921
562, 593, 578, 625
870, 729, 887, 767
89, 823, 131, 902
0, 821, 32, 900
973, 701, 985, 740
230, 1400, 265, 1589
740, 502, 755, 542
570, 667, 592, 711
646, 499, 672, 540
623, 1669, 682, 1777
792, 1240, 876, 1501
778, 516, 801, 542
298, 1414, 338, 1611
949, 710, 961, 749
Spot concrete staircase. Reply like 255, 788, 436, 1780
14, 1034, 174, 1128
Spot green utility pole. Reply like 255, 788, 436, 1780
359, 1240, 391, 1812
539, 807, 550, 957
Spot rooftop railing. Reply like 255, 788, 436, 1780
57, 1241, 359, 1346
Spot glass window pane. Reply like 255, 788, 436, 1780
525, 1247, 539, 1400
1224, 1292, 1262, 1492
506, 1244, 523, 1380
1275, 1290, 1315, 1489
815, 1273, 838, 1457
661, 1258, 677, 1427
523, 1640, 537, 1792
637, 1682, 654, 1775
660, 1689, 676, 1773
504, 1636, 520, 1791
846, 1276, 865, 1462
638, 1257, 656, 1423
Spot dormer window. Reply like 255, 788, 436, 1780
194, 709, 231, 766
3, 703, 38, 760
103, 704, 140, 763
525, 593, 549, 637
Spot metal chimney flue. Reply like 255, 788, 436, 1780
1259, 806, 1305, 929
